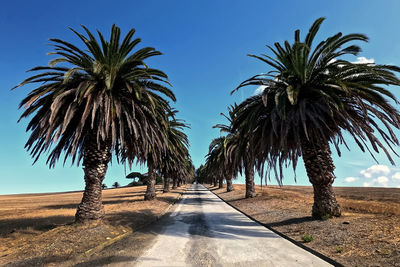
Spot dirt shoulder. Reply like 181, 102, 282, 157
209, 184, 400, 267
0, 185, 187, 266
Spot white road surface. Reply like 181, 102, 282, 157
134, 184, 332, 267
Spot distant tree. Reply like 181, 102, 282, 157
112, 182, 120, 188
102, 184, 107, 189
126, 171, 162, 185
126, 172, 145, 183
195, 164, 209, 184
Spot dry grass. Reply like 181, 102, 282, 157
267, 185, 400, 215
0, 185, 187, 266
210, 184, 400, 267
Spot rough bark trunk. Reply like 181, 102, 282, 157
75, 135, 111, 223
226, 177, 234, 192
172, 178, 177, 189
244, 158, 256, 198
301, 139, 341, 219
213, 177, 218, 187
144, 158, 156, 200
218, 177, 224, 189
163, 177, 170, 193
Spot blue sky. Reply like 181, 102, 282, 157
1, 0, 400, 194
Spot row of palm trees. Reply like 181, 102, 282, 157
201, 18, 400, 219
15, 25, 194, 223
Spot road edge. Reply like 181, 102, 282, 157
83, 186, 188, 258
206, 185, 344, 267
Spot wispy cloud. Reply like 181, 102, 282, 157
346, 160, 369, 167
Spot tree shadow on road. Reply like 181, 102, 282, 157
158, 210, 281, 240
4, 255, 145, 267
4, 255, 69, 267
72, 256, 151, 267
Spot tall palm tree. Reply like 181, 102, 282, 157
178, 156, 195, 186
205, 136, 231, 189
222, 105, 259, 198
213, 107, 240, 192
232, 18, 400, 218
195, 164, 210, 184
142, 100, 171, 200
160, 109, 190, 193
14, 25, 175, 223
201, 161, 213, 186
186, 159, 196, 183
214, 105, 256, 195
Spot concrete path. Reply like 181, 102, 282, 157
134, 184, 332, 267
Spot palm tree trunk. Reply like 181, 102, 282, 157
213, 177, 218, 187
172, 177, 177, 189
218, 177, 224, 189
301, 139, 341, 219
75, 135, 111, 223
226, 177, 234, 192
244, 158, 256, 198
163, 177, 170, 193
177, 179, 181, 187
144, 158, 156, 200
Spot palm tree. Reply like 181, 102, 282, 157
213, 107, 240, 192
142, 101, 171, 200
232, 18, 400, 218
177, 156, 195, 186
160, 109, 190, 193
205, 136, 231, 189
195, 164, 212, 184
214, 105, 258, 194
14, 25, 175, 223
201, 160, 219, 187
220, 105, 257, 198
185, 159, 196, 184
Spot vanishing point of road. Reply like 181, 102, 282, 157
133, 184, 332, 267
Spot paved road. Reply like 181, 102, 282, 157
134, 184, 332, 267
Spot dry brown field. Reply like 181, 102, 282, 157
210, 184, 400, 267
0, 185, 187, 266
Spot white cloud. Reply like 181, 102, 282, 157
360, 165, 390, 178
363, 176, 389, 187
253, 85, 266, 95
344, 177, 358, 183
392, 172, 400, 180
352, 57, 374, 64
377, 176, 389, 186
346, 165, 400, 188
